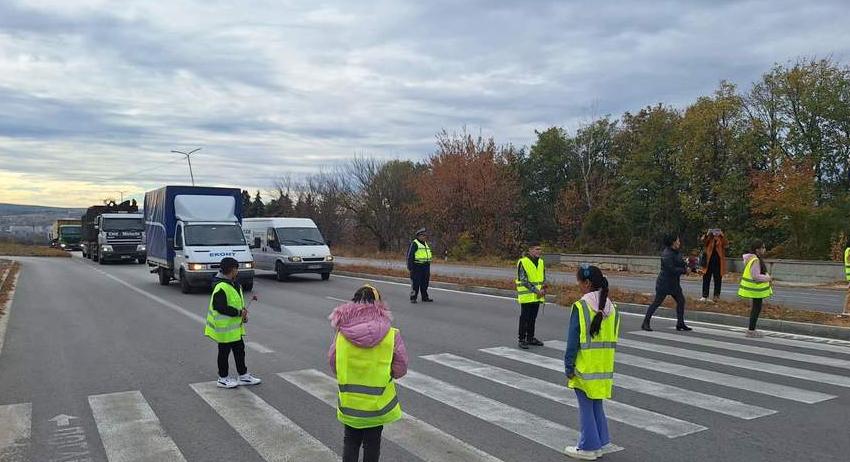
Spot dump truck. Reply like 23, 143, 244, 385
81, 200, 146, 264
50, 219, 82, 250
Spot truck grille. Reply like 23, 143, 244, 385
112, 244, 138, 254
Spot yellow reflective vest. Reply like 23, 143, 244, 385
844, 248, 849, 282
738, 256, 773, 299
413, 239, 432, 264
567, 300, 619, 399
336, 328, 402, 429
515, 256, 545, 304
204, 281, 245, 343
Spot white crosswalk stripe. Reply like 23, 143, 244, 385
617, 337, 850, 388
190, 381, 339, 462
398, 370, 624, 454
631, 331, 850, 370
665, 326, 850, 355
544, 340, 835, 404
278, 369, 505, 462
481, 347, 776, 419
89, 390, 187, 462
0, 403, 30, 461
422, 353, 707, 438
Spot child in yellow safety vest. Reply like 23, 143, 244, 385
328, 285, 408, 462
738, 240, 773, 338
564, 265, 620, 460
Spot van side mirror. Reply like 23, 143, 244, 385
325, 239, 332, 246
269, 239, 281, 252
253, 237, 261, 249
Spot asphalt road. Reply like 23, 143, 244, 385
1, 254, 849, 461
337, 257, 848, 314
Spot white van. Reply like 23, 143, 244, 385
242, 218, 334, 281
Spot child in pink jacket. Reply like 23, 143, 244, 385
328, 285, 408, 462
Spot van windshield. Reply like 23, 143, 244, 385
275, 227, 325, 246
186, 224, 246, 246
102, 218, 144, 231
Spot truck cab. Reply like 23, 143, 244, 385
95, 213, 146, 263
243, 218, 334, 281
172, 220, 254, 292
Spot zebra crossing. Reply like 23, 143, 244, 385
2, 327, 848, 461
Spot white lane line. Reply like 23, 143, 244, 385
481, 347, 775, 420
0, 403, 31, 460
397, 370, 623, 454
88, 391, 186, 462
278, 369, 504, 462
668, 326, 850, 355
630, 331, 850, 370
325, 297, 349, 303
543, 341, 834, 404
615, 337, 850, 389
423, 353, 706, 438
333, 274, 515, 301
85, 266, 274, 354
191, 381, 339, 462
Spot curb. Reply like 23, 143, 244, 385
0, 261, 22, 357
335, 270, 850, 341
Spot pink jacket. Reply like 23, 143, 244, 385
743, 254, 771, 282
327, 301, 408, 379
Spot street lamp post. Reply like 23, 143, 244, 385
117, 191, 126, 203
171, 148, 201, 186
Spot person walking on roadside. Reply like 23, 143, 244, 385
407, 228, 433, 304
328, 285, 408, 462
515, 243, 547, 349
738, 240, 773, 337
642, 234, 692, 332
205, 257, 262, 388
699, 228, 729, 303
843, 246, 850, 317
564, 265, 620, 461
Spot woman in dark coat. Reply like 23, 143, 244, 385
642, 234, 692, 332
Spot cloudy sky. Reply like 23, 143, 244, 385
0, 0, 848, 207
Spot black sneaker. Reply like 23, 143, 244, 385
410, 299, 418, 304
422, 298, 434, 303
518, 340, 529, 350
529, 338, 544, 346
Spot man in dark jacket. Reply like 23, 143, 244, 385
642, 234, 692, 332
407, 228, 433, 303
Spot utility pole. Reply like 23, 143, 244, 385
117, 191, 127, 203
171, 148, 201, 186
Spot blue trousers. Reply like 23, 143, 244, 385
574, 389, 609, 451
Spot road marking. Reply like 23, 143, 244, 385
668, 326, 850, 354
89, 390, 186, 461
190, 381, 339, 462
630, 331, 850, 370
422, 353, 706, 438
615, 337, 850, 389
0, 403, 30, 461
481, 347, 775, 420
334, 274, 516, 301
84, 265, 274, 354
0, 265, 22, 358
397, 370, 623, 454
325, 296, 349, 303
278, 369, 504, 462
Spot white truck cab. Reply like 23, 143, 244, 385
242, 218, 334, 281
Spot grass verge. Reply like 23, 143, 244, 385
0, 241, 71, 257
0, 260, 21, 317
337, 263, 850, 328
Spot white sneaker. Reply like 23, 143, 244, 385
596, 443, 618, 456
564, 446, 598, 460
745, 330, 763, 338
698, 297, 707, 302
217, 377, 239, 388
238, 373, 262, 386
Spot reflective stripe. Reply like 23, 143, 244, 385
580, 342, 618, 349
740, 284, 772, 292
205, 321, 243, 334
338, 395, 399, 418
339, 384, 387, 396
578, 372, 614, 380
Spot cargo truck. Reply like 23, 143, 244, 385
50, 219, 82, 251
80, 201, 146, 264
144, 186, 255, 293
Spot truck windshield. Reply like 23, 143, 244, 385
60, 226, 81, 236
185, 225, 246, 246
102, 219, 144, 231
275, 227, 326, 246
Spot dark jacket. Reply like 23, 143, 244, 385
656, 247, 687, 293
211, 273, 241, 317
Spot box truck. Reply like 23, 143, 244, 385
242, 218, 334, 281
144, 186, 255, 293
80, 201, 146, 263
50, 219, 82, 250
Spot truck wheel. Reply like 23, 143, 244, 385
242, 281, 254, 292
158, 268, 170, 286
321, 272, 331, 281
275, 262, 288, 282
92, 250, 99, 262
137, 258, 146, 264
180, 270, 192, 294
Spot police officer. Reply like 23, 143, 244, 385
407, 228, 433, 303
516, 243, 546, 349
205, 257, 262, 388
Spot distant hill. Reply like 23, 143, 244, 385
0, 203, 86, 217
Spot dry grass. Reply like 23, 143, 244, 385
0, 260, 21, 317
333, 246, 516, 268
337, 263, 850, 328
0, 241, 70, 257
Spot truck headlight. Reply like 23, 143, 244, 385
101, 245, 113, 252
288, 256, 302, 262
188, 263, 206, 271
241, 262, 254, 269
137, 244, 146, 251
60, 243, 67, 248
325, 255, 334, 261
